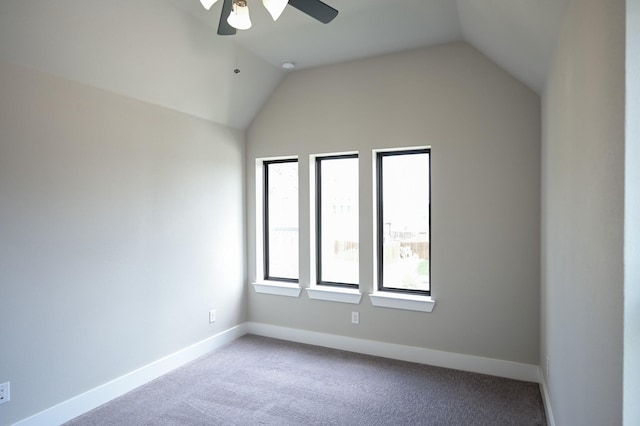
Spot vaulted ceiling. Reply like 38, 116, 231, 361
0, 0, 569, 129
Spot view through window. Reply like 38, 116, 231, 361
316, 154, 359, 287
377, 149, 430, 294
264, 159, 298, 281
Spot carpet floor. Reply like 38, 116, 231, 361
65, 335, 547, 425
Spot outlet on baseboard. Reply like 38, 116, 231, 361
351, 312, 359, 324
0, 381, 9, 405
209, 310, 216, 324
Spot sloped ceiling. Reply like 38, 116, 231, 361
0, 0, 569, 129
457, 0, 570, 95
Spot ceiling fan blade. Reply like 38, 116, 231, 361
217, 0, 236, 35
288, 0, 338, 24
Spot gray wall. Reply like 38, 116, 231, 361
0, 0, 283, 130
0, 60, 247, 425
247, 42, 541, 365
626, 0, 640, 423
541, 0, 625, 424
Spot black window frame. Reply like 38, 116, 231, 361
263, 158, 299, 283
376, 148, 431, 295
315, 153, 359, 289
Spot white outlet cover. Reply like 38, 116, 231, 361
0, 381, 9, 404
546, 356, 550, 378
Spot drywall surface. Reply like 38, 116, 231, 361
0, 60, 246, 425
0, 0, 282, 129
541, 0, 625, 424
247, 42, 541, 365
625, 0, 640, 423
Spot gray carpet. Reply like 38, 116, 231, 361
65, 335, 546, 425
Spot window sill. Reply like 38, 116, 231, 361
252, 281, 302, 298
306, 286, 362, 304
369, 292, 436, 312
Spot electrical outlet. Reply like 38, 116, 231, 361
544, 355, 549, 380
0, 382, 10, 405
351, 312, 359, 324
546, 356, 550, 379
209, 310, 216, 324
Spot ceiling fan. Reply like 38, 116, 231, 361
200, 0, 339, 35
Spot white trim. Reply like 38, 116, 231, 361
246, 322, 539, 383
13, 324, 248, 426
310, 150, 359, 158
306, 286, 362, 304
252, 281, 302, 297
14, 323, 545, 425
538, 368, 556, 426
373, 145, 431, 154
369, 292, 436, 312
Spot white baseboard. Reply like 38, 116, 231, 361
14, 322, 546, 425
14, 324, 248, 426
246, 322, 540, 383
538, 368, 556, 426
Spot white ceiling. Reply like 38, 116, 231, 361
0, 0, 569, 129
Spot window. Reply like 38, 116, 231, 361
264, 159, 298, 282
316, 154, 359, 288
376, 149, 430, 294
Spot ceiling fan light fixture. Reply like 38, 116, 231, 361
227, 0, 252, 30
199, 0, 219, 10
209, 0, 338, 36
263, 0, 288, 21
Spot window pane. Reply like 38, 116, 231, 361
380, 151, 430, 292
318, 156, 359, 286
265, 161, 298, 280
